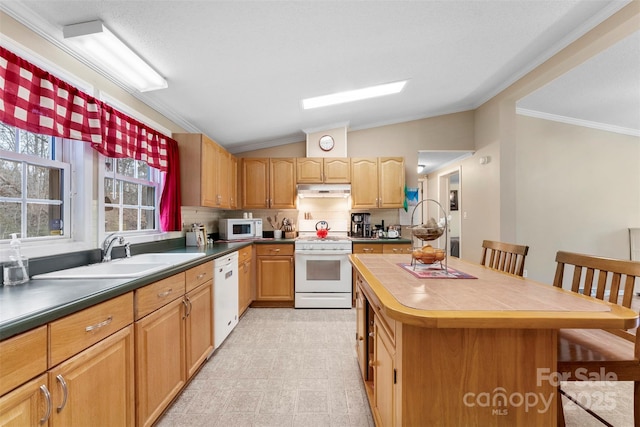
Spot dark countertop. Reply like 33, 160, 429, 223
351, 238, 412, 244
0, 241, 260, 340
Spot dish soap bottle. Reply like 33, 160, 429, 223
3, 233, 29, 286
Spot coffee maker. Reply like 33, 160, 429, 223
351, 213, 371, 237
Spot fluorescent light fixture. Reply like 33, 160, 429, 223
302, 80, 407, 109
63, 20, 167, 92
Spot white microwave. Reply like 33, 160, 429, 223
219, 218, 263, 240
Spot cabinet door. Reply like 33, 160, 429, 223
355, 286, 367, 381
269, 158, 296, 208
324, 158, 351, 183
373, 319, 395, 427
186, 281, 214, 379
238, 259, 252, 315
135, 298, 186, 427
49, 325, 134, 427
0, 374, 50, 427
201, 137, 218, 207
256, 256, 294, 301
296, 158, 324, 183
242, 158, 269, 209
351, 158, 379, 208
230, 155, 238, 209
378, 157, 405, 208
215, 145, 230, 208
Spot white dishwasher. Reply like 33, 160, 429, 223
213, 251, 239, 349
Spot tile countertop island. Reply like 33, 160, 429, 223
349, 254, 638, 426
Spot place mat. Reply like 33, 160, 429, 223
397, 263, 477, 279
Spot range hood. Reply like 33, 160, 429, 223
297, 184, 351, 198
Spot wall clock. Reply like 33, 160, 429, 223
319, 135, 335, 152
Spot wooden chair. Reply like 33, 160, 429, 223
479, 240, 529, 277
553, 251, 640, 426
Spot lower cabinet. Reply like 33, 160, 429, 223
135, 297, 186, 427
0, 373, 50, 426
238, 245, 253, 316
254, 244, 294, 306
48, 325, 135, 426
135, 270, 213, 427
373, 317, 395, 427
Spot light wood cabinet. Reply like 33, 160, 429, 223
254, 244, 294, 306
0, 374, 50, 427
174, 133, 237, 208
241, 158, 296, 209
238, 245, 253, 316
353, 243, 383, 254
48, 325, 135, 427
185, 281, 214, 379
135, 266, 213, 427
382, 243, 412, 254
296, 157, 350, 183
351, 157, 405, 209
135, 297, 185, 427
373, 318, 396, 427
0, 326, 47, 397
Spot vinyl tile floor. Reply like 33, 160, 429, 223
157, 307, 635, 427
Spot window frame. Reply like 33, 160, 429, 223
98, 154, 162, 240
0, 131, 71, 243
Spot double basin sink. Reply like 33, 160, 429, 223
32, 253, 207, 280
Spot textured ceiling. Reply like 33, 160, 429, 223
1, 0, 637, 158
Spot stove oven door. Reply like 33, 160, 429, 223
294, 251, 352, 293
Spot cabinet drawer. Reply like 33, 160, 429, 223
353, 243, 383, 254
0, 326, 47, 396
237, 246, 252, 263
49, 292, 133, 367
383, 244, 412, 254
185, 261, 213, 293
256, 244, 293, 256
135, 273, 186, 320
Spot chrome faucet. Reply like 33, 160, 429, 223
102, 234, 125, 262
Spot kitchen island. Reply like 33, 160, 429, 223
350, 254, 638, 426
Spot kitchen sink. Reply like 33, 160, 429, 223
32, 252, 206, 279
117, 252, 206, 265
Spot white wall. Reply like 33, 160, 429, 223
516, 115, 640, 284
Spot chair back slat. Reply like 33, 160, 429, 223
480, 240, 530, 277
609, 273, 621, 304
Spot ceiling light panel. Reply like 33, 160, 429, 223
302, 80, 408, 109
63, 20, 167, 92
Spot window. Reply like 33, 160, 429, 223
0, 124, 70, 241
102, 156, 160, 233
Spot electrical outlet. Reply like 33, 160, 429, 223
523, 269, 528, 278
463, 211, 468, 219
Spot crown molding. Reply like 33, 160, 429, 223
516, 108, 640, 137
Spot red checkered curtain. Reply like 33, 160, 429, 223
0, 46, 182, 231
0, 46, 102, 142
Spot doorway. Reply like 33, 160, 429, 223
439, 169, 461, 258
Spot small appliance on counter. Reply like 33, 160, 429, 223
219, 218, 263, 240
350, 213, 371, 238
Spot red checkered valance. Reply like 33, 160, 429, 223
0, 46, 181, 231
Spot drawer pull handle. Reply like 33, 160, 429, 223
272, 248, 280, 252
196, 272, 206, 279
369, 331, 375, 338
85, 316, 113, 332
40, 384, 52, 424
392, 248, 398, 253
56, 374, 68, 412
363, 248, 373, 253
157, 288, 173, 298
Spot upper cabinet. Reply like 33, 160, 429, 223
351, 157, 405, 209
241, 158, 296, 209
296, 158, 351, 184
174, 133, 237, 209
